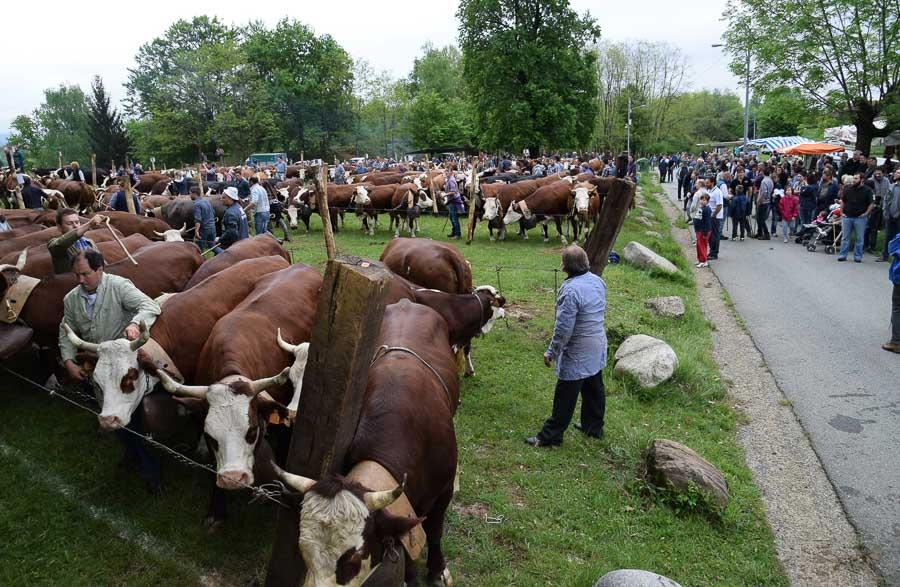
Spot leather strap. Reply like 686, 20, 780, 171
0, 275, 40, 323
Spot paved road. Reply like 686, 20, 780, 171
660, 180, 900, 584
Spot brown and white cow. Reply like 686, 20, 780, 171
184, 234, 289, 289
0, 233, 153, 278
477, 179, 541, 241
275, 300, 458, 587
380, 237, 471, 294
502, 179, 589, 244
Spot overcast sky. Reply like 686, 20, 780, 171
0, 0, 737, 136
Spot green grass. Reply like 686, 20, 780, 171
0, 174, 786, 586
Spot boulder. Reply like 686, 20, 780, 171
636, 217, 653, 227
640, 209, 655, 219
622, 242, 678, 274
646, 439, 729, 510
614, 334, 677, 387
595, 569, 682, 587
644, 231, 662, 239
644, 296, 685, 318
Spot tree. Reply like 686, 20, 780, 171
458, 0, 600, 152
755, 87, 810, 137
405, 44, 473, 150
9, 85, 91, 168
723, 0, 899, 154
87, 76, 132, 166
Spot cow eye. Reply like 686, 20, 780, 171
245, 426, 258, 444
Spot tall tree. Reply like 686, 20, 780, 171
755, 86, 811, 137
9, 85, 91, 167
87, 76, 131, 166
723, 0, 899, 154
406, 44, 473, 149
458, 0, 600, 152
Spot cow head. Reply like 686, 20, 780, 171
276, 328, 310, 419
571, 183, 595, 215
353, 186, 371, 206
152, 223, 190, 241
157, 367, 291, 489
416, 189, 433, 210
503, 201, 523, 224
63, 321, 155, 430
482, 197, 500, 221
412, 176, 425, 190
474, 285, 506, 334
276, 468, 422, 587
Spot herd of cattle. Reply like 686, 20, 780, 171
0, 196, 506, 584
1, 157, 625, 246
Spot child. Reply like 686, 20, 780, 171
731, 185, 751, 241
779, 186, 800, 242
693, 193, 712, 267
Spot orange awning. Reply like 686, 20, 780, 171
777, 143, 845, 155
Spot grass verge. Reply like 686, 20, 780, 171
0, 173, 786, 585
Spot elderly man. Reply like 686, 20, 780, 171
443, 168, 464, 240
47, 208, 104, 274
218, 186, 249, 252
60, 249, 162, 492
879, 169, 900, 262
526, 246, 607, 447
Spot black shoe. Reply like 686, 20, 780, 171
524, 436, 559, 448
854, 258, 862, 263
837, 257, 847, 262
707, 255, 718, 260
876, 258, 888, 262
573, 422, 604, 439
721, 235, 729, 241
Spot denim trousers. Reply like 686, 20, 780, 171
709, 217, 723, 256
448, 208, 461, 237
883, 217, 900, 260
799, 206, 815, 227
781, 218, 797, 238
839, 215, 868, 260
254, 211, 270, 236
537, 369, 606, 444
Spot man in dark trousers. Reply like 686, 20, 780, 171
20, 176, 46, 209
526, 246, 607, 447
838, 172, 874, 262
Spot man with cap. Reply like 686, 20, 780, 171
218, 187, 249, 253
47, 208, 104, 274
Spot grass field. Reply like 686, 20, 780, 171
0, 174, 787, 586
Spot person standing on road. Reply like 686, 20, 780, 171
756, 168, 774, 240
883, 233, 900, 354
693, 192, 712, 267
779, 186, 800, 243
798, 172, 818, 227
526, 245, 607, 447
731, 185, 751, 241
706, 175, 724, 260
878, 169, 900, 263
838, 172, 875, 263
866, 169, 891, 253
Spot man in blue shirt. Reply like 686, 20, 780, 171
217, 187, 249, 253
275, 157, 287, 182
526, 246, 608, 447
193, 197, 217, 251
884, 233, 900, 353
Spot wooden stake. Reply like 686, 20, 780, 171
14, 186, 25, 210
428, 160, 438, 214
198, 166, 204, 196
123, 174, 137, 215
266, 257, 392, 587
312, 165, 336, 260
91, 154, 97, 187
57, 151, 62, 170
465, 157, 478, 244
584, 178, 634, 276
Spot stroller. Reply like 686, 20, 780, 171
795, 204, 842, 254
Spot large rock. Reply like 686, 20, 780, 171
646, 439, 729, 510
640, 209, 656, 219
614, 334, 678, 387
622, 242, 678, 274
644, 231, 662, 239
595, 569, 682, 587
635, 216, 653, 227
644, 296, 685, 318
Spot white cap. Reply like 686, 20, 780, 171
223, 187, 239, 200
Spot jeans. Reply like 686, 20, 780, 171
839, 215, 868, 260
254, 211, 270, 236
892, 284, 900, 344
799, 206, 815, 227
781, 218, 797, 239
537, 369, 606, 444
197, 225, 216, 252
770, 204, 781, 235
448, 207, 461, 237
882, 217, 900, 260
864, 207, 882, 251
709, 217, 723, 257
756, 203, 770, 238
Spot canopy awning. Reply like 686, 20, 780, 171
776, 143, 845, 156
746, 136, 810, 151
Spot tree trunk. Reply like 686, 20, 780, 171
854, 116, 876, 157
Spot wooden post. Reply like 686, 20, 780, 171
266, 257, 393, 587
300, 150, 304, 163
123, 173, 137, 215
465, 157, 478, 244
427, 161, 438, 214
57, 151, 62, 170
91, 154, 97, 187
111, 160, 115, 177
312, 165, 336, 260
584, 178, 635, 276
197, 166, 204, 196
14, 186, 25, 210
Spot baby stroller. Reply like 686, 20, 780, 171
796, 204, 842, 254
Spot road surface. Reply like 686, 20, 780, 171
660, 180, 900, 584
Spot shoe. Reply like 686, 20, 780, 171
573, 422, 603, 439
690, 240, 696, 246
882, 342, 900, 354
876, 258, 888, 262
837, 257, 847, 262
854, 258, 862, 263
707, 255, 718, 260
524, 436, 558, 448
695, 262, 709, 268
721, 235, 729, 241
740, 237, 745, 242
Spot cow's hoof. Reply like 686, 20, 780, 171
489, 237, 494, 242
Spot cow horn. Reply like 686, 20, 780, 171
156, 369, 208, 399
63, 323, 100, 353
129, 321, 150, 351
276, 328, 299, 354
250, 366, 291, 394
179, 223, 189, 234
363, 473, 407, 511
153, 230, 166, 236
274, 463, 316, 494
14, 248, 27, 271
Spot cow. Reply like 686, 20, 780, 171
0, 226, 119, 259
388, 184, 433, 238
141, 194, 175, 209
184, 235, 288, 289
273, 300, 459, 587
380, 238, 471, 294
477, 179, 541, 241
354, 184, 400, 235
39, 179, 97, 211
502, 179, 588, 244
0, 233, 153, 278
97, 211, 178, 240
152, 224, 192, 241
0, 224, 46, 241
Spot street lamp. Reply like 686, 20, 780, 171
626, 97, 648, 156
712, 43, 750, 150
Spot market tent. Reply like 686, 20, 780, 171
776, 142, 844, 155
745, 136, 810, 151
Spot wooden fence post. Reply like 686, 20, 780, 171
13, 186, 25, 209
583, 178, 634, 276
91, 154, 97, 187
427, 161, 438, 214
465, 157, 478, 244
197, 165, 204, 197
57, 151, 62, 170
123, 173, 137, 215
312, 165, 336, 260
265, 257, 393, 587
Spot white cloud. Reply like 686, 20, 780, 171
0, 0, 736, 134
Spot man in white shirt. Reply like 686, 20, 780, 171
705, 175, 725, 259
247, 176, 271, 236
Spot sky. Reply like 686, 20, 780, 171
0, 0, 738, 138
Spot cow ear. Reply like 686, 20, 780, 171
375, 511, 425, 538
256, 395, 291, 426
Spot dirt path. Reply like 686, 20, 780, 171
646, 182, 879, 586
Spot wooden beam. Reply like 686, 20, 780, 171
465, 157, 478, 244
427, 161, 438, 214
57, 151, 62, 171
91, 154, 97, 187
123, 173, 137, 215
312, 165, 336, 260
266, 257, 393, 587
583, 178, 634, 276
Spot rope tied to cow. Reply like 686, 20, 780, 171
370, 345, 454, 408
0, 365, 291, 509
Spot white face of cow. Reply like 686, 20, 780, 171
417, 191, 433, 209
482, 197, 500, 220
91, 341, 154, 430
475, 285, 505, 334
353, 186, 370, 206
202, 382, 259, 489
286, 206, 299, 228
503, 202, 523, 225
572, 187, 591, 213
413, 177, 424, 190
299, 491, 372, 587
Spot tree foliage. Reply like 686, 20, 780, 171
723, 0, 899, 154
754, 86, 811, 137
87, 76, 132, 166
458, 0, 600, 151
8, 85, 90, 168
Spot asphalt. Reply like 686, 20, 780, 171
660, 179, 900, 585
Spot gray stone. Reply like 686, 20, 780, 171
644, 296, 685, 318
622, 242, 677, 274
594, 569, 682, 587
646, 439, 730, 510
614, 334, 678, 387
640, 209, 656, 219
644, 231, 662, 239
636, 216, 653, 227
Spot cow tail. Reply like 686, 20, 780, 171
449, 251, 472, 293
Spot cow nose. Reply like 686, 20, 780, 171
217, 471, 251, 490
98, 414, 123, 431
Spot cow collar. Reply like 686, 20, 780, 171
346, 460, 425, 560
140, 337, 184, 382
0, 275, 40, 324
